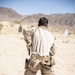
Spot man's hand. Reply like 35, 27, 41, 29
50, 44, 56, 56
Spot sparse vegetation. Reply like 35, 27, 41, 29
18, 25, 22, 32
48, 26, 75, 35
0, 23, 3, 30
13, 21, 21, 24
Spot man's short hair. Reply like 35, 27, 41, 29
38, 17, 48, 27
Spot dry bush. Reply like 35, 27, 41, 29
69, 29, 75, 34
48, 26, 75, 35
13, 21, 21, 24
0, 23, 3, 30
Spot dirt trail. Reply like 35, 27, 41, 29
0, 34, 28, 75
0, 34, 75, 75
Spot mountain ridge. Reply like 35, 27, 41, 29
0, 7, 75, 27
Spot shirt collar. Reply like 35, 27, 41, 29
39, 26, 49, 31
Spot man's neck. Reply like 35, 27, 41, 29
39, 26, 48, 30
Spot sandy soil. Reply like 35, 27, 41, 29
0, 33, 75, 75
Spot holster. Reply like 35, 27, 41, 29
25, 58, 29, 69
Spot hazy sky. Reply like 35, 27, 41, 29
0, 0, 75, 15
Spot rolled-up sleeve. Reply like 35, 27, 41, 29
23, 27, 35, 45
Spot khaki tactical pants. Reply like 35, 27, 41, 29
24, 54, 55, 75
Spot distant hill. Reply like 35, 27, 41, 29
49, 14, 75, 27
0, 7, 22, 21
20, 13, 48, 25
0, 7, 75, 27
21, 13, 75, 27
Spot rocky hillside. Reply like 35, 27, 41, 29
20, 13, 48, 25
0, 7, 75, 27
0, 7, 23, 21
49, 14, 75, 27
21, 13, 75, 27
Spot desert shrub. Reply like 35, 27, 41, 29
72, 30, 75, 34
18, 25, 22, 32
0, 23, 3, 30
13, 21, 21, 24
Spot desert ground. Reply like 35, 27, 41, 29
0, 22, 75, 75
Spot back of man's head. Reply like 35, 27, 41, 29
38, 17, 48, 27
